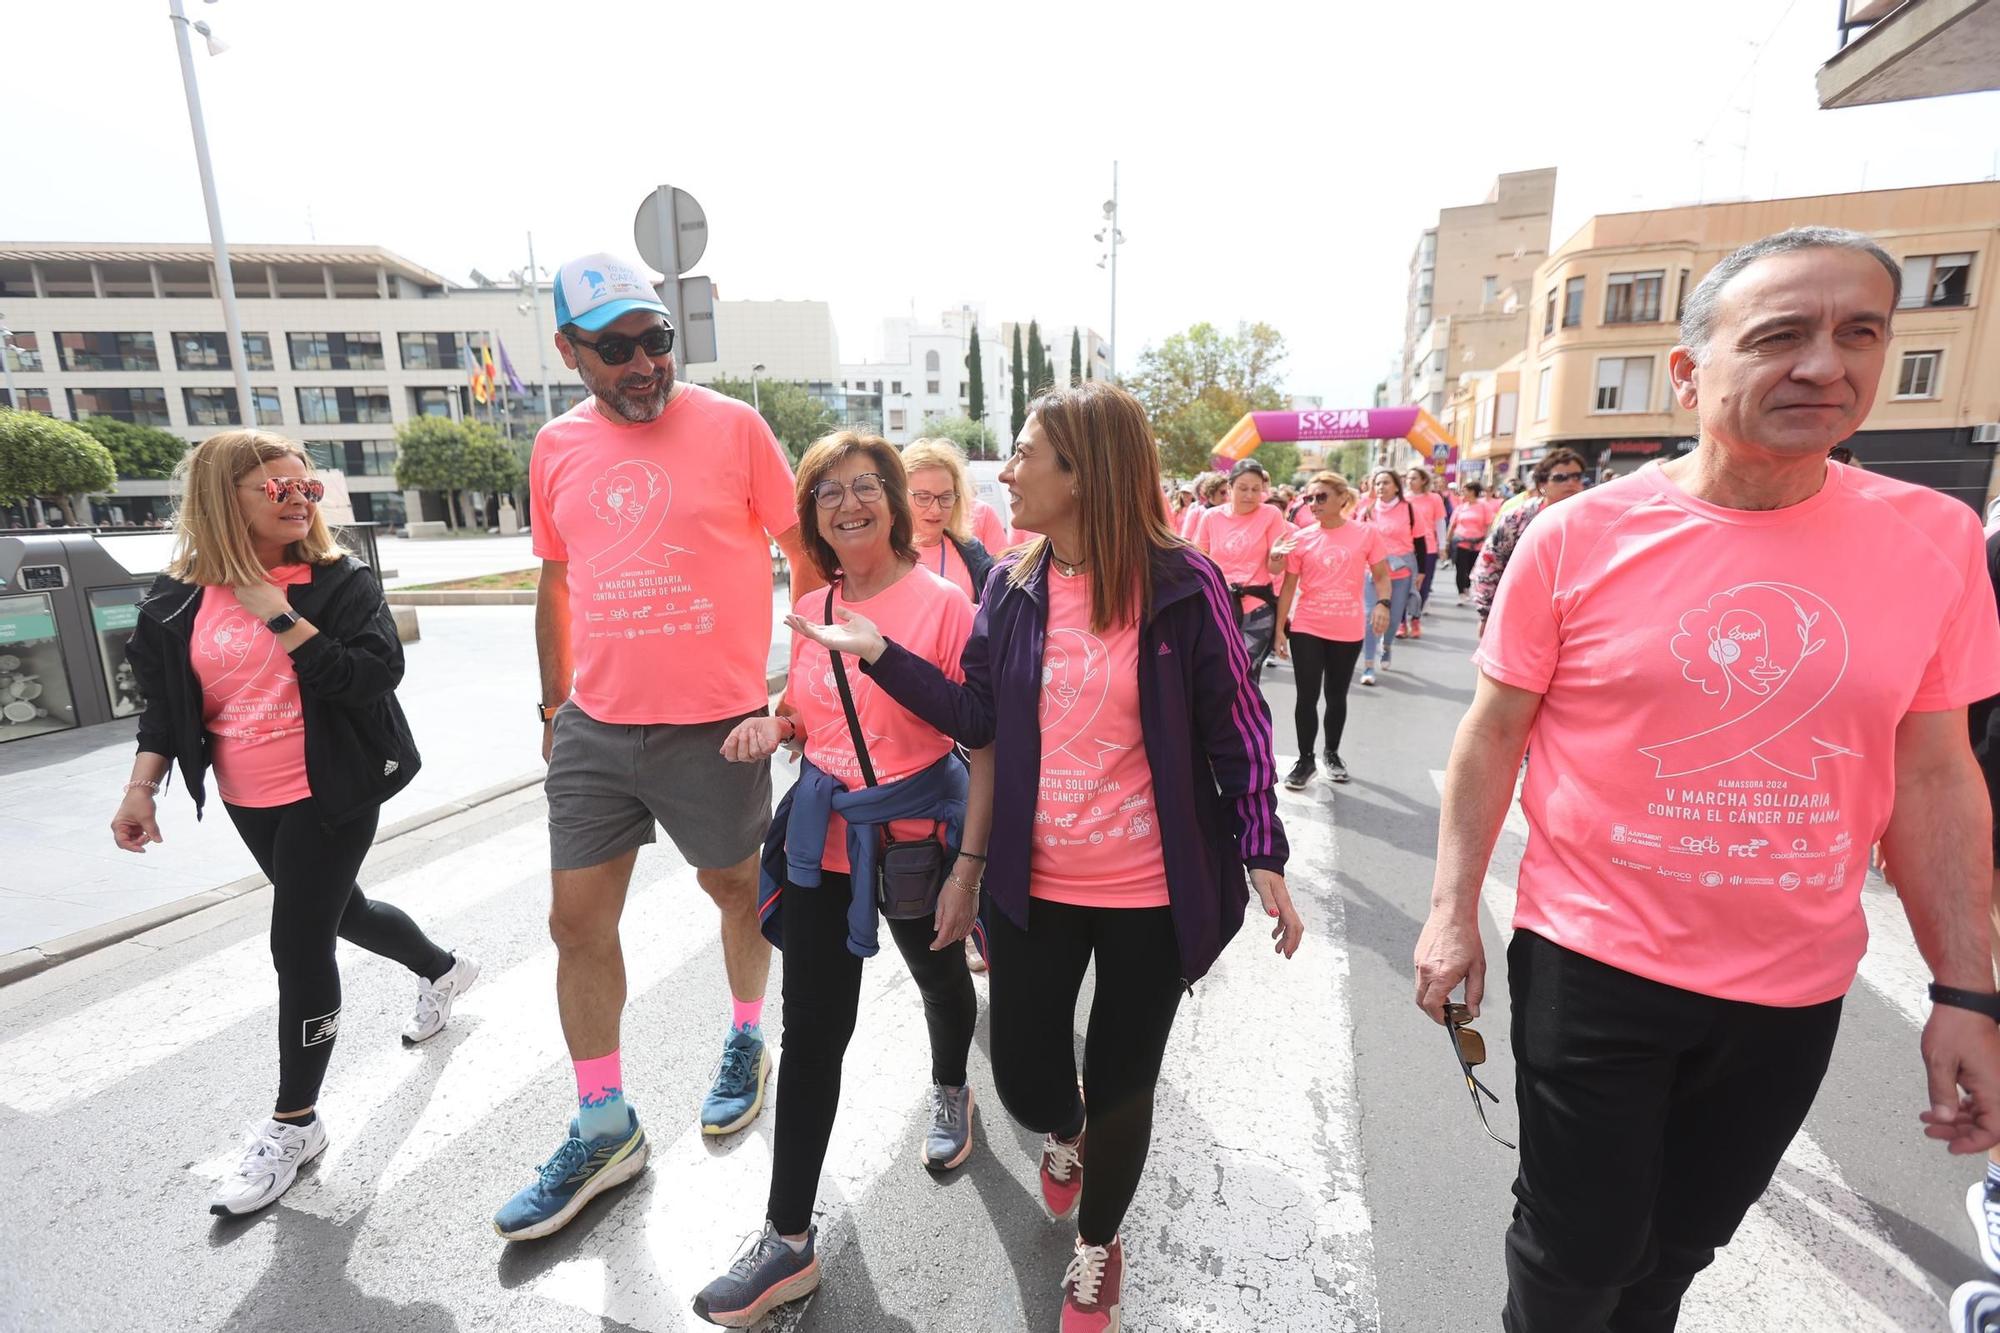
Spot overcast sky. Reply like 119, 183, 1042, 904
8, 0, 1998, 406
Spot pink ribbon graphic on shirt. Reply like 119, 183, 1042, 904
585, 459, 692, 576
1637, 582, 1858, 780
1040, 628, 1125, 770
198, 611, 290, 710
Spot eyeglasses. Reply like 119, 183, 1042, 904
566, 325, 674, 365
909, 490, 957, 511
241, 477, 324, 505
1305, 493, 1333, 505
812, 473, 886, 509
1545, 470, 1584, 484
1444, 1002, 1516, 1149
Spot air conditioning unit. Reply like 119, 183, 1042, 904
1975, 423, 2000, 446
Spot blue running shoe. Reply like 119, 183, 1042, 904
693, 1222, 819, 1327
700, 1024, 769, 1136
493, 1110, 648, 1241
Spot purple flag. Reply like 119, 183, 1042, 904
499, 338, 526, 396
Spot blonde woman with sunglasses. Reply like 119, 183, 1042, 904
113, 430, 475, 1219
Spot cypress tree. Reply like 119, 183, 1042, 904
1010, 326, 1027, 441
965, 326, 986, 426
1028, 319, 1046, 395
1070, 329, 1083, 386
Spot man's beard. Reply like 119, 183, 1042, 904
591, 360, 673, 423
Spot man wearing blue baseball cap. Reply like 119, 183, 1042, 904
494, 252, 821, 1241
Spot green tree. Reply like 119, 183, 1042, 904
1128, 321, 1291, 477
916, 413, 1001, 460
72, 418, 188, 481
0, 409, 117, 522
392, 416, 475, 530
965, 327, 986, 426
1070, 329, 1082, 387
1027, 320, 1047, 396
708, 376, 842, 462
1252, 441, 1302, 485
1010, 327, 1026, 441
1331, 442, 1371, 483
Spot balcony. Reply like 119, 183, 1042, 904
1819, 0, 2000, 107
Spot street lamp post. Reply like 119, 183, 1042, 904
1094, 161, 1125, 380
0, 319, 20, 411
512, 232, 555, 422
751, 363, 766, 414
165, 0, 255, 425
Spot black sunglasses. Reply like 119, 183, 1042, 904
1305, 493, 1333, 505
1444, 1002, 1516, 1149
1545, 470, 1583, 483
568, 325, 674, 365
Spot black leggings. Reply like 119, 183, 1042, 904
1289, 631, 1363, 759
1453, 540, 1481, 596
986, 898, 1185, 1246
226, 800, 453, 1113
766, 870, 976, 1236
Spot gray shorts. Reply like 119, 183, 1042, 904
545, 702, 773, 872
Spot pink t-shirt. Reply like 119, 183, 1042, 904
791, 567, 973, 873
971, 498, 1012, 552
1475, 462, 2000, 1006
1178, 503, 1209, 540
1450, 497, 1499, 543
1030, 570, 1169, 908
1285, 523, 1391, 642
530, 385, 799, 725
1408, 491, 1447, 548
192, 565, 314, 808
915, 537, 976, 601
1354, 498, 1417, 572
1197, 505, 1293, 601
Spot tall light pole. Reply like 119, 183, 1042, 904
0, 319, 21, 411
1094, 161, 1125, 380
511, 231, 555, 421
751, 363, 766, 414
166, 0, 255, 426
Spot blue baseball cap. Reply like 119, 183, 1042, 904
553, 253, 672, 333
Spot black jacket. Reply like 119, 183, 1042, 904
125, 555, 420, 824
946, 532, 996, 604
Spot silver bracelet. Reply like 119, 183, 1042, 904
123, 779, 162, 794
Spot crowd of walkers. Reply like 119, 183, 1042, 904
104, 228, 2000, 1332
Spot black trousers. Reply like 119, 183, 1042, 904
226, 800, 453, 1112
1240, 603, 1278, 683
1502, 930, 1842, 1332
1288, 631, 1363, 760
986, 898, 1185, 1246
1453, 540, 1481, 596
766, 870, 976, 1235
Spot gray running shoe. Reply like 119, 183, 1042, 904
693, 1222, 820, 1327
923, 1082, 976, 1171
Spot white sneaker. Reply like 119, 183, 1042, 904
208, 1116, 328, 1216
1968, 1180, 2000, 1274
964, 937, 987, 974
403, 952, 479, 1044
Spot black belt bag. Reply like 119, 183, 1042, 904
824, 584, 950, 921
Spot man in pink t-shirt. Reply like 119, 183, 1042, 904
1194, 458, 1294, 681
496, 252, 820, 1242
1415, 230, 2000, 1329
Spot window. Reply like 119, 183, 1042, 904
872, 380, 883, 393
1476, 396, 1496, 438
1536, 367, 1553, 421
1593, 357, 1654, 413
399, 332, 466, 370
68, 387, 171, 425
1481, 276, 1498, 309
1676, 268, 1691, 322
288, 332, 385, 371
890, 380, 903, 395
0, 387, 51, 414
252, 387, 282, 426
40, 262, 95, 298
1543, 289, 1557, 337
412, 387, 456, 418
172, 330, 274, 371
1899, 253, 1972, 309
1896, 350, 1942, 398
926, 379, 940, 394
56, 331, 159, 372
1603, 271, 1664, 324
183, 387, 241, 427
3, 331, 41, 372
0, 261, 34, 298
1497, 391, 1518, 437
352, 491, 408, 526
99, 262, 154, 298
1562, 277, 1585, 328
297, 387, 392, 425
302, 440, 398, 477
888, 409, 906, 431
156, 261, 211, 298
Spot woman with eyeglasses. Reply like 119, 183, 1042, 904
1269, 473, 1393, 787
694, 433, 991, 1328
789, 381, 1303, 1332
1354, 468, 1420, 686
113, 430, 471, 1218
901, 438, 998, 605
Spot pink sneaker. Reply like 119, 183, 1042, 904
1039, 1129, 1085, 1220
1060, 1234, 1123, 1331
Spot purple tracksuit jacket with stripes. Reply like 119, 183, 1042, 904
863, 543, 1288, 985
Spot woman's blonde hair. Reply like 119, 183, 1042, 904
900, 437, 973, 542
165, 430, 346, 586
1008, 380, 1181, 633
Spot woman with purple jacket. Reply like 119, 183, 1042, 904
790, 380, 1303, 1333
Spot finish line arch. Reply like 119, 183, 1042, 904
1211, 406, 1457, 477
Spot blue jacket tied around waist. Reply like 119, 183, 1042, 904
759, 749, 968, 958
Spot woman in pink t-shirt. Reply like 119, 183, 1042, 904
790, 381, 1304, 1330
113, 431, 470, 1220
900, 437, 998, 606
1401, 466, 1448, 637
1447, 480, 1495, 604
1270, 472, 1393, 786
702, 433, 993, 1325
1353, 469, 1420, 683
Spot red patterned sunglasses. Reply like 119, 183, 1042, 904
241, 476, 325, 504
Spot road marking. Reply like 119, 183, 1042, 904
0, 822, 550, 1115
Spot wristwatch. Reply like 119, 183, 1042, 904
537, 701, 563, 723
1930, 982, 2000, 1021
264, 610, 300, 634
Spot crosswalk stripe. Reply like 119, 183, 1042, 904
1428, 771, 1943, 1328
0, 821, 550, 1115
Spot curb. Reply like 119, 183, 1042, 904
0, 769, 549, 990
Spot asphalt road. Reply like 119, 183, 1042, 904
0, 599, 1986, 1331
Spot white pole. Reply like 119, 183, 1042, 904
1108, 161, 1119, 380
0, 325, 20, 410
526, 231, 554, 420
167, 0, 255, 425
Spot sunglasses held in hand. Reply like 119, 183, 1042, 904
1445, 1002, 1516, 1149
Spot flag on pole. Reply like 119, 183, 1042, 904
459, 342, 487, 405
481, 343, 500, 401
499, 338, 527, 397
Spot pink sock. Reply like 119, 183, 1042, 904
574, 1051, 626, 1138
731, 996, 764, 1032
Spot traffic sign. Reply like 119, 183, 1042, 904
663, 275, 716, 364
633, 186, 708, 276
